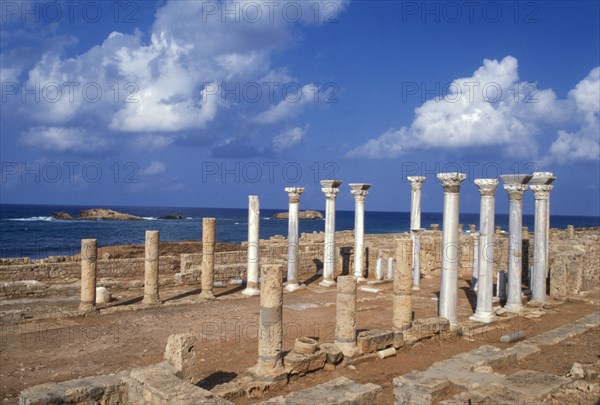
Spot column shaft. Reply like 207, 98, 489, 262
471, 234, 480, 291
143, 230, 160, 305
393, 239, 413, 330
320, 180, 342, 286
244, 196, 260, 296
200, 218, 216, 299
531, 186, 552, 303
408, 176, 425, 290
79, 239, 97, 312
335, 275, 357, 356
284, 188, 304, 292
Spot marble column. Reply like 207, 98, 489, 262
335, 275, 358, 357
320, 180, 342, 286
350, 183, 371, 281
408, 176, 426, 290
142, 230, 161, 305
387, 257, 394, 280
437, 173, 466, 326
200, 218, 216, 300
470, 179, 498, 323
243, 196, 261, 296
411, 228, 424, 290
79, 239, 97, 312
532, 172, 555, 279
501, 174, 531, 313
393, 238, 413, 330
530, 174, 555, 303
470, 233, 480, 292
284, 187, 304, 292
250, 264, 285, 380
375, 252, 384, 280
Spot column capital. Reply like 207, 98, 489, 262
407, 176, 426, 190
474, 178, 499, 197
530, 172, 556, 185
437, 172, 466, 193
349, 183, 371, 200
321, 179, 342, 200
530, 184, 553, 200
285, 187, 304, 203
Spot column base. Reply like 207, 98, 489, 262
242, 287, 260, 296
334, 342, 358, 358
142, 296, 161, 306
78, 303, 97, 313
248, 362, 287, 382
319, 279, 336, 287
412, 285, 421, 291
504, 302, 524, 314
284, 283, 302, 292
354, 276, 367, 282
199, 292, 216, 301
469, 311, 495, 323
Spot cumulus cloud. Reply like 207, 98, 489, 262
140, 161, 167, 176
254, 84, 319, 124
347, 56, 598, 164
20, 127, 109, 153
272, 126, 307, 152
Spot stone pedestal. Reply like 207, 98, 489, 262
437, 173, 466, 326
320, 180, 342, 287
250, 264, 285, 380
200, 218, 216, 300
284, 188, 304, 292
411, 228, 424, 290
335, 276, 358, 357
470, 179, 498, 324
350, 183, 371, 281
394, 239, 413, 331
243, 196, 261, 296
408, 176, 426, 289
470, 233, 480, 292
79, 239, 97, 313
501, 174, 531, 313
530, 175, 555, 304
142, 230, 161, 305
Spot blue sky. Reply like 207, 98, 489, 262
1, 0, 599, 216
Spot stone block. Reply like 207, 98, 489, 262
356, 329, 394, 354
258, 377, 381, 405
164, 333, 197, 383
319, 343, 343, 365
410, 317, 450, 340
284, 350, 326, 376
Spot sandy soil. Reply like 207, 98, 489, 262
1, 273, 598, 404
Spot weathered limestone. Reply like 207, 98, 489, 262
567, 225, 575, 238
411, 228, 424, 290
200, 218, 216, 300
501, 174, 531, 313
243, 196, 261, 296
320, 180, 342, 287
164, 333, 197, 383
335, 275, 358, 357
408, 176, 426, 290
79, 239, 97, 312
387, 257, 394, 280
529, 172, 555, 303
142, 230, 161, 305
394, 239, 413, 331
251, 264, 285, 380
470, 233, 480, 292
350, 183, 371, 281
470, 179, 498, 324
437, 173, 466, 326
284, 188, 304, 292
375, 252, 384, 281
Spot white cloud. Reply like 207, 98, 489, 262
132, 134, 175, 151
347, 56, 599, 164
272, 126, 307, 152
253, 84, 318, 124
140, 161, 167, 176
20, 127, 108, 153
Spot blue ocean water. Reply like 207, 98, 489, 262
0, 204, 598, 259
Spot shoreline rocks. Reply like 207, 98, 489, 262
273, 210, 323, 220
52, 209, 143, 221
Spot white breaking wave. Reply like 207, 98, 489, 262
8, 216, 53, 221
143, 217, 158, 220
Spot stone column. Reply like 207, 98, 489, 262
470, 233, 480, 291
79, 239, 97, 312
567, 225, 575, 239
501, 174, 531, 313
335, 275, 358, 357
142, 230, 161, 305
437, 173, 466, 326
250, 264, 285, 380
411, 228, 424, 290
243, 196, 261, 296
387, 257, 394, 280
200, 218, 216, 300
530, 181, 555, 304
375, 252, 384, 280
320, 180, 342, 286
470, 179, 498, 324
350, 183, 371, 281
408, 176, 425, 290
393, 239, 413, 330
283, 188, 304, 292
532, 172, 555, 278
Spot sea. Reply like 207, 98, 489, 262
1, 204, 598, 259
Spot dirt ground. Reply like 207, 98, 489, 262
1, 273, 598, 404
